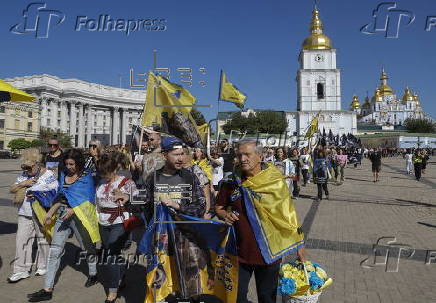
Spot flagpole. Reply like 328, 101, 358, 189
216, 70, 223, 144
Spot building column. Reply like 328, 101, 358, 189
60, 101, 68, 132
77, 102, 85, 148
112, 106, 120, 145
51, 99, 58, 130
40, 98, 48, 128
69, 101, 77, 147
120, 108, 127, 145
86, 105, 94, 144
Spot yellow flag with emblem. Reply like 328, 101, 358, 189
142, 72, 196, 127
304, 114, 319, 139
219, 71, 247, 109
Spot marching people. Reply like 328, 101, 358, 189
289, 148, 301, 198
412, 150, 424, 181
335, 149, 348, 183
404, 149, 413, 175
215, 140, 306, 303
28, 149, 100, 302
210, 148, 224, 192
368, 148, 382, 182
95, 152, 139, 303
141, 137, 213, 302
274, 147, 296, 195
313, 149, 330, 201
300, 147, 311, 186
7, 148, 58, 283
45, 137, 64, 179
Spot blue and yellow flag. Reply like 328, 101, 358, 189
219, 71, 247, 109
59, 172, 100, 243
221, 164, 305, 264
0, 79, 36, 102
28, 174, 59, 241
139, 205, 238, 303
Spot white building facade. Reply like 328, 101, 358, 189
286, 7, 357, 138
5, 74, 145, 147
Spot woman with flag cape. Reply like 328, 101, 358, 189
28, 149, 100, 302
7, 148, 58, 284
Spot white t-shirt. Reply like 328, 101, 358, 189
16, 170, 58, 217
405, 154, 413, 162
212, 157, 224, 186
96, 176, 139, 226
300, 154, 311, 170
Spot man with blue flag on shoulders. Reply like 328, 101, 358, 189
215, 140, 306, 303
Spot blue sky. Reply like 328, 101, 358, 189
1, 0, 435, 122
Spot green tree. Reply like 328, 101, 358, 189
404, 118, 436, 133
39, 128, 73, 148
256, 111, 287, 134
30, 139, 45, 147
191, 108, 207, 126
8, 138, 31, 151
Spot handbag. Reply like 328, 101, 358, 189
115, 177, 144, 232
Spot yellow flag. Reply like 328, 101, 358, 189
219, 71, 246, 109
142, 72, 196, 127
304, 115, 319, 138
0, 79, 35, 102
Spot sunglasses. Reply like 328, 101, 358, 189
48, 144, 58, 147
21, 164, 34, 171
89, 144, 97, 149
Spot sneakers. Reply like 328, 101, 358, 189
84, 275, 98, 287
35, 269, 47, 276
27, 289, 52, 302
7, 271, 30, 283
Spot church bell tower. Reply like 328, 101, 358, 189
296, 6, 341, 112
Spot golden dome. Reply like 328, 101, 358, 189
402, 88, 414, 102
350, 95, 361, 109
413, 94, 421, 105
302, 8, 332, 50
378, 69, 394, 96
372, 88, 383, 102
362, 96, 371, 109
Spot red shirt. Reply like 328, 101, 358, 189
216, 182, 281, 265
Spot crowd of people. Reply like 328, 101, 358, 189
6, 133, 433, 303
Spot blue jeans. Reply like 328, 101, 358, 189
99, 223, 128, 293
44, 206, 97, 289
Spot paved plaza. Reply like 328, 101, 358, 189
0, 157, 435, 303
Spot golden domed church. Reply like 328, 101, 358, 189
286, 6, 357, 138
350, 69, 426, 126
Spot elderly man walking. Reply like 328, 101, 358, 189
216, 140, 306, 303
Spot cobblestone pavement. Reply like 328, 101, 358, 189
0, 157, 435, 303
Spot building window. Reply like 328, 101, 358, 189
28, 122, 32, 131
28, 111, 33, 118
0, 141, 3, 149
47, 118, 51, 126
94, 121, 97, 126
15, 119, 20, 129
0, 119, 4, 128
317, 83, 325, 99
0, 106, 4, 113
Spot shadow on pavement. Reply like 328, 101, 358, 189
0, 220, 17, 235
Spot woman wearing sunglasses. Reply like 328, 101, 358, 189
85, 140, 104, 183
7, 148, 58, 283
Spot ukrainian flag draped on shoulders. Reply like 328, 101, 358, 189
59, 172, 100, 243
138, 204, 238, 303
27, 171, 59, 241
221, 163, 305, 264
